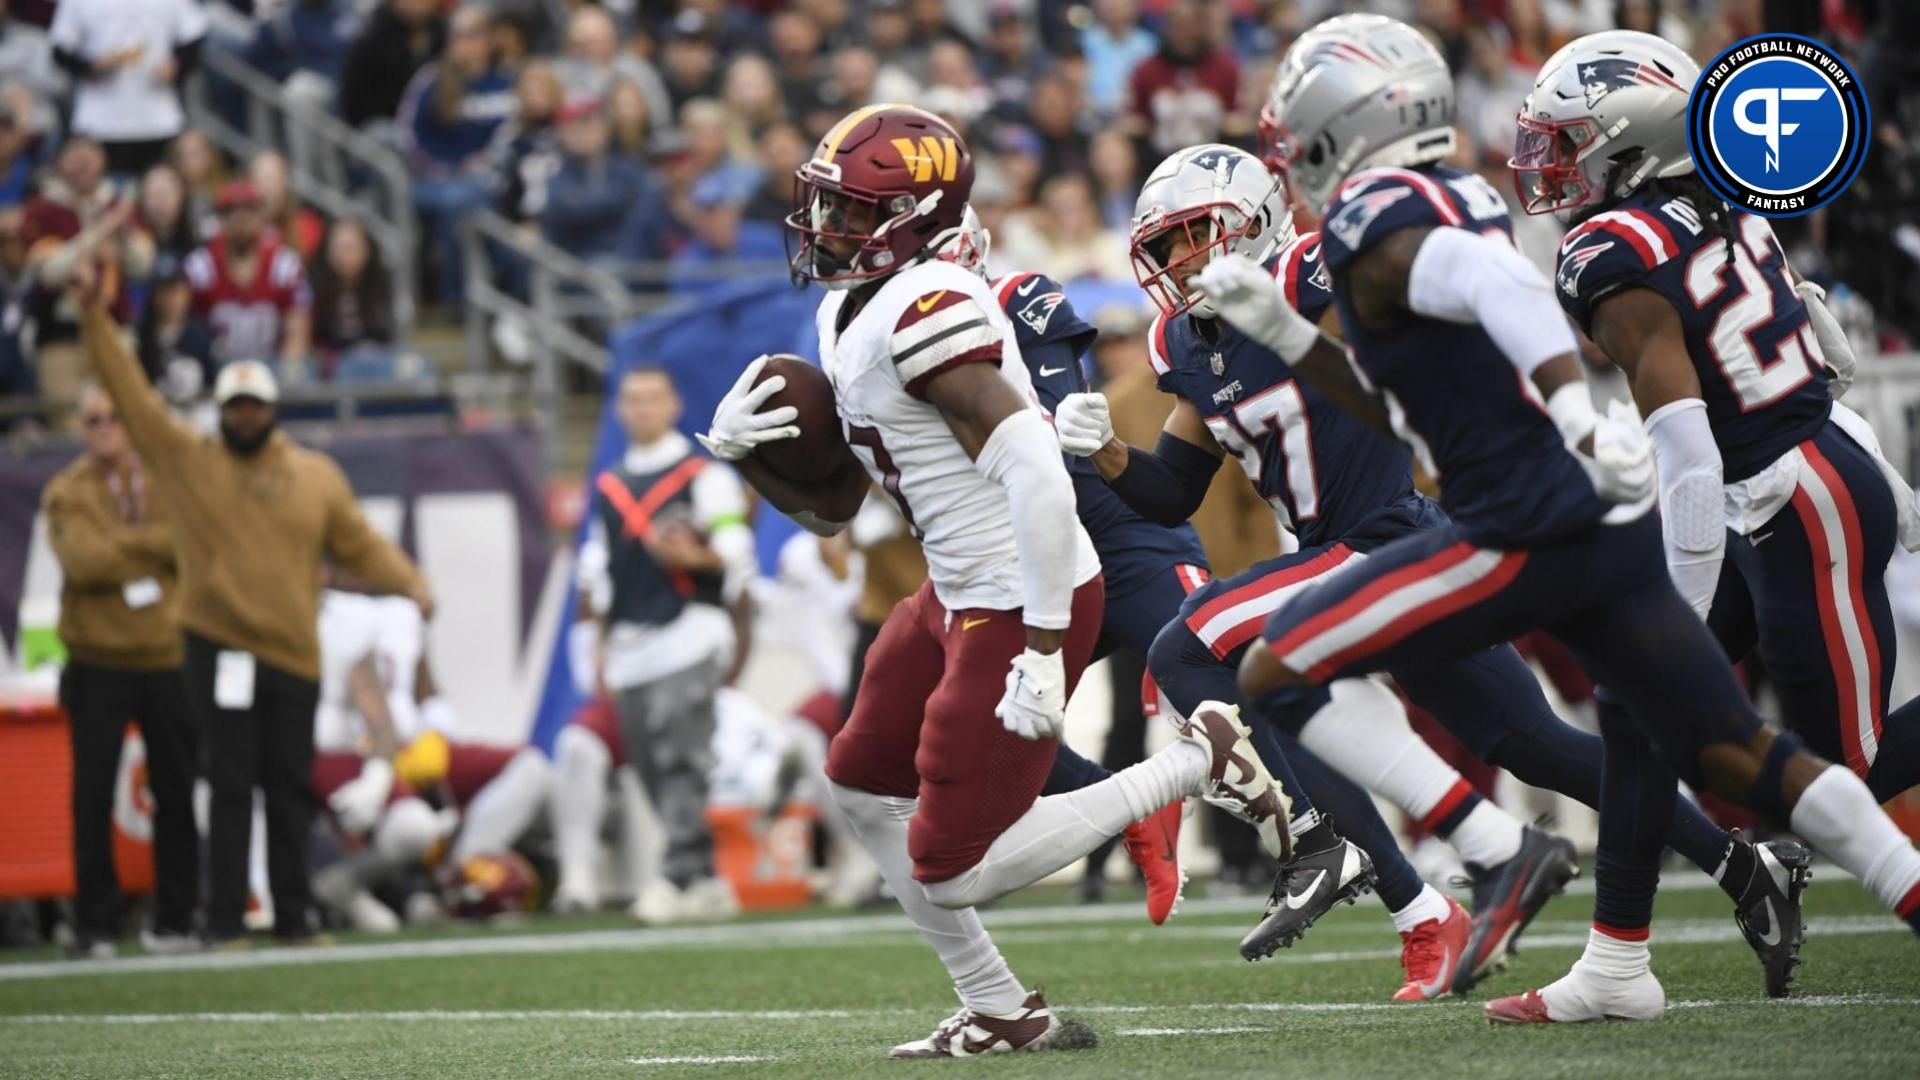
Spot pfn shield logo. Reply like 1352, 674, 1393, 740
1688, 34, 1869, 218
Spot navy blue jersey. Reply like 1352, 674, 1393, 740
1150, 231, 1415, 549
1554, 192, 1832, 482
1320, 165, 1615, 546
993, 271, 1207, 594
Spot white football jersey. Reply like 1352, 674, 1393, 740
816, 260, 1100, 614
314, 590, 426, 752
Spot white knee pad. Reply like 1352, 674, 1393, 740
555, 722, 612, 774
375, 797, 448, 862
828, 781, 916, 837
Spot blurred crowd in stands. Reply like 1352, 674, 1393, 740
2, 0, 1917, 427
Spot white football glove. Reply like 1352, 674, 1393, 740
328, 757, 395, 836
1054, 392, 1114, 457
1189, 253, 1321, 361
697, 355, 801, 462
1793, 279, 1856, 399
995, 647, 1068, 741
1575, 399, 1657, 505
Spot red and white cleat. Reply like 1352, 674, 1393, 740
889, 991, 1060, 1059
1123, 799, 1187, 926
1485, 966, 1665, 1023
1392, 897, 1472, 1002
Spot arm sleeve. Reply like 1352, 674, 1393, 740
1645, 397, 1725, 621
322, 463, 424, 597
43, 481, 141, 587
692, 465, 757, 603
1107, 431, 1222, 527
81, 306, 194, 466
973, 408, 1079, 630
1407, 226, 1579, 378
575, 512, 612, 615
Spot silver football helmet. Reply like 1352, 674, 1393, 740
1511, 30, 1698, 217
1260, 14, 1457, 215
934, 204, 991, 279
1129, 144, 1293, 319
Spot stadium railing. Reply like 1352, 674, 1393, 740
183, 49, 419, 341
457, 210, 789, 429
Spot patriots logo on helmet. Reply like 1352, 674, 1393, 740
1189, 148, 1245, 182
1017, 291, 1065, 335
1557, 241, 1614, 298
1327, 186, 1414, 251
1577, 58, 1686, 108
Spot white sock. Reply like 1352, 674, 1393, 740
451, 748, 551, 861
830, 782, 1027, 1016
1449, 799, 1525, 869
1789, 765, 1920, 914
550, 725, 611, 900
922, 741, 1209, 910
248, 791, 270, 900
1575, 926, 1652, 978
1297, 679, 1524, 868
1389, 883, 1453, 933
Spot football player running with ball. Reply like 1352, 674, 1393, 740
1200, 14, 1920, 1024
699, 104, 1291, 1058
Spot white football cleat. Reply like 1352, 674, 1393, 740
1179, 701, 1292, 859
889, 991, 1060, 1058
679, 876, 741, 920
1486, 963, 1666, 1023
627, 879, 684, 925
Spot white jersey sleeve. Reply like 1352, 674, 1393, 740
817, 261, 1101, 613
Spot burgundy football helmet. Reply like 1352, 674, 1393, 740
787, 105, 974, 290
441, 852, 541, 919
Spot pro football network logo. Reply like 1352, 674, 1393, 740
1687, 34, 1869, 217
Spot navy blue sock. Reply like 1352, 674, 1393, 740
1592, 696, 1675, 935
1749, 728, 1805, 822
1041, 744, 1112, 797
1279, 732, 1426, 912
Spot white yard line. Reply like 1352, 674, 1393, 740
7, 993, 1917, 1029
0, 872, 1864, 984
625, 1056, 777, 1066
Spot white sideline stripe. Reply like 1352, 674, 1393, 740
627, 1056, 775, 1067
0, 871, 1837, 983
1120, 1026, 1270, 1036
9, 993, 1918, 1029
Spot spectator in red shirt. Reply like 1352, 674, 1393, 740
1126, 0, 1241, 157
21, 136, 152, 424
182, 181, 311, 375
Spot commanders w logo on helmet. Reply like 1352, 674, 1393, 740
891, 136, 960, 183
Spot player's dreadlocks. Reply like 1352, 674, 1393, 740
1651, 173, 1739, 267
1571, 150, 1739, 268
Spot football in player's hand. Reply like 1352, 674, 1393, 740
750, 355, 856, 486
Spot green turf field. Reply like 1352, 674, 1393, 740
3, 874, 1917, 1079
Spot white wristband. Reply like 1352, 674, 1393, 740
1545, 382, 1598, 446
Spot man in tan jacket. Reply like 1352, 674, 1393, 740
77, 278, 433, 945
44, 384, 197, 958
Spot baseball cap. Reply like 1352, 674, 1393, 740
215, 180, 262, 211
213, 361, 280, 405
556, 97, 605, 124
